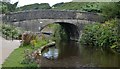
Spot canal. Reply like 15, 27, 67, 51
40, 40, 120, 67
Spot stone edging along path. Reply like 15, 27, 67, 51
22, 41, 55, 65
32, 41, 56, 57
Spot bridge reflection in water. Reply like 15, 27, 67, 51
40, 40, 120, 67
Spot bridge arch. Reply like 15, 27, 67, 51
40, 22, 80, 41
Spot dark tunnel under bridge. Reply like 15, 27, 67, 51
40, 22, 80, 41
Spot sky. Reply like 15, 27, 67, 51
10, 0, 72, 7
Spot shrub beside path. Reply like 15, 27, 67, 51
0, 36, 20, 65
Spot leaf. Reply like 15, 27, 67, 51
111, 45, 117, 49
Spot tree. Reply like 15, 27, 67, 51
19, 3, 51, 11
0, 1, 18, 13
7, 2, 18, 12
52, 2, 64, 8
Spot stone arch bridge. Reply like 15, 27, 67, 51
2, 10, 104, 40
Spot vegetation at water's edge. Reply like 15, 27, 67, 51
1, 1, 120, 67
1, 23, 51, 67
2, 37, 48, 67
80, 19, 120, 54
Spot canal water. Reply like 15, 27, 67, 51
41, 41, 120, 67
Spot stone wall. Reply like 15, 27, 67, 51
4, 10, 76, 22
2, 10, 104, 39
9, 19, 94, 32
3, 10, 104, 22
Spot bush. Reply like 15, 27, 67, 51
21, 32, 37, 45
101, 2, 120, 20
80, 19, 120, 53
1, 23, 23, 39
52, 2, 101, 12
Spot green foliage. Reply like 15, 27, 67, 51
100, 2, 120, 19
0, 1, 8, 13
52, 2, 101, 12
52, 2, 64, 8
1, 23, 23, 39
52, 2, 120, 19
19, 3, 51, 11
21, 32, 49, 48
35, 39, 48, 49
0, 1, 18, 13
2, 36, 48, 67
8, 2, 18, 12
52, 2, 87, 10
2, 46, 37, 67
0, 4, 8, 13
53, 25, 69, 41
80, 19, 120, 53
82, 3, 101, 12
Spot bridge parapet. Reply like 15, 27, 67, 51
2, 10, 104, 22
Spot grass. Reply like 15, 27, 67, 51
34, 39, 49, 50
2, 46, 36, 67
2, 39, 48, 67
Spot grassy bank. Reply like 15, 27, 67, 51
2, 46, 36, 67
2, 39, 48, 67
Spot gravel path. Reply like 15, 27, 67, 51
0, 36, 20, 65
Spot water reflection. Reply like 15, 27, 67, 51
57, 40, 80, 59
41, 41, 120, 67
43, 47, 58, 59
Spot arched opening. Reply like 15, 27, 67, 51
40, 22, 80, 60
39, 22, 80, 41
